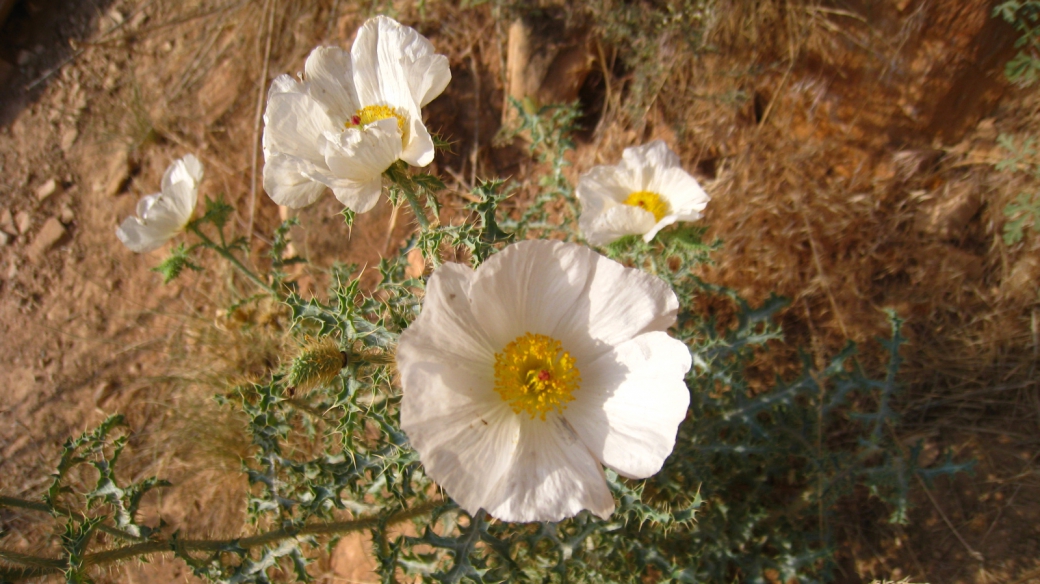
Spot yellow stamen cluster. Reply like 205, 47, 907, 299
345, 104, 406, 135
623, 190, 670, 222
493, 333, 580, 420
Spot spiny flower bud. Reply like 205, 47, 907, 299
288, 337, 347, 394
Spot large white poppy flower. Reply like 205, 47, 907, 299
116, 154, 203, 253
577, 140, 710, 246
397, 240, 692, 522
262, 16, 450, 212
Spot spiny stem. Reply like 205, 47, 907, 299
189, 225, 278, 295
400, 183, 431, 230
0, 499, 445, 581
0, 496, 144, 543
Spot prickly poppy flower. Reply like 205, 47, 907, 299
117, 154, 202, 253
577, 140, 710, 245
262, 16, 450, 212
397, 240, 692, 522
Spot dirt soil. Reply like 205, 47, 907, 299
1, 0, 1039, 583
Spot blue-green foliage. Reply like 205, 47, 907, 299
995, 134, 1040, 244
995, 1, 1040, 86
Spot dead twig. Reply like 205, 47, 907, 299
248, 0, 277, 243
915, 474, 985, 563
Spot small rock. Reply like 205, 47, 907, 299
93, 381, 117, 407
93, 148, 130, 196
35, 178, 58, 201
0, 232, 9, 246
60, 128, 79, 152
27, 217, 68, 260
15, 211, 31, 234
0, 208, 13, 234
977, 118, 998, 141
59, 204, 74, 224
6, 262, 17, 279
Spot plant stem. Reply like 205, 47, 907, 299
0, 496, 144, 543
0, 499, 445, 581
189, 225, 278, 295
400, 183, 431, 230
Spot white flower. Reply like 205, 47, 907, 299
397, 240, 692, 523
262, 16, 450, 213
116, 154, 203, 253
576, 140, 710, 246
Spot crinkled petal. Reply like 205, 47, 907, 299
483, 416, 614, 522
304, 46, 360, 121
323, 118, 402, 184
580, 203, 656, 246
409, 53, 451, 107
158, 154, 202, 222
331, 179, 383, 213
653, 166, 710, 220
263, 153, 329, 208
565, 332, 691, 478
621, 140, 681, 190
116, 216, 173, 253
643, 215, 680, 242
398, 262, 498, 372
399, 116, 435, 167
263, 91, 337, 163
556, 245, 679, 362
352, 16, 441, 114
468, 240, 592, 351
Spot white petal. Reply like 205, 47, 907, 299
262, 153, 328, 208
409, 53, 451, 107
156, 154, 202, 224
483, 416, 614, 522
400, 359, 517, 519
580, 203, 656, 246
643, 215, 680, 242
565, 332, 691, 478
621, 140, 681, 191
304, 46, 360, 121
576, 165, 633, 209
555, 246, 679, 362
397, 262, 498, 373
263, 91, 336, 162
399, 116, 435, 167
468, 240, 593, 351
323, 118, 402, 183
268, 72, 301, 96
652, 166, 710, 219
352, 16, 442, 112
331, 179, 382, 213
116, 216, 171, 253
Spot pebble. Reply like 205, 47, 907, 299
0, 208, 13, 234
15, 211, 31, 234
35, 178, 58, 201
0, 232, 9, 246
27, 217, 67, 260
59, 204, 74, 224
60, 128, 79, 152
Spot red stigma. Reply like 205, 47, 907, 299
537, 370, 551, 382
351, 115, 361, 125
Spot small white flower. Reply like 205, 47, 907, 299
397, 240, 692, 523
116, 154, 203, 253
576, 140, 710, 245
262, 16, 450, 212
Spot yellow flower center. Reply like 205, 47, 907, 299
493, 333, 580, 420
345, 104, 406, 135
623, 190, 670, 222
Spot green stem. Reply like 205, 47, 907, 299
188, 225, 278, 295
400, 183, 431, 230
0, 499, 445, 581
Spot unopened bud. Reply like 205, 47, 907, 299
288, 337, 347, 393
